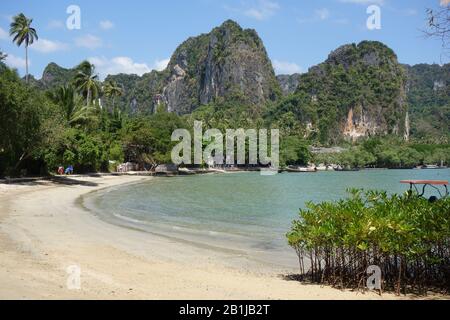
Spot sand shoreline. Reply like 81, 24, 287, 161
0, 175, 444, 300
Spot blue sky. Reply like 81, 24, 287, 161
0, 0, 448, 79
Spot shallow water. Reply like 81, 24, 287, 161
84, 169, 450, 270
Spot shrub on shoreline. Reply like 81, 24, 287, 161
286, 189, 450, 295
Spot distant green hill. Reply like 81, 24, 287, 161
40, 62, 77, 89
404, 63, 449, 143
268, 41, 409, 145
105, 71, 164, 114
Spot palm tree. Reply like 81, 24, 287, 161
103, 80, 123, 110
0, 49, 7, 62
9, 13, 38, 83
73, 61, 100, 106
48, 85, 96, 126
49, 85, 77, 122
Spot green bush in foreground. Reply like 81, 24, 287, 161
287, 190, 450, 295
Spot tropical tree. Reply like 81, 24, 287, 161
0, 65, 54, 175
9, 13, 38, 83
0, 49, 7, 62
103, 80, 123, 110
48, 85, 95, 125
73, 61, 100, 106
48, 85, 77, 122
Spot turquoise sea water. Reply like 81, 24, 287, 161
84, 169, 450, 269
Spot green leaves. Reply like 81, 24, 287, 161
287, 189, 450, 292
9, 13, 38, 47
0, 66, 52, 175
73, 61, 100, 106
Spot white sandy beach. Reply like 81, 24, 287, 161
0, 175, 445, 300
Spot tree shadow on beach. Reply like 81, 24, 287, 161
280, 273, 449, 299
0, 175, 100, 187
281, 273, 325, 287
49, 176, 99, 186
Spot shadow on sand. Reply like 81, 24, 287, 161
0, 175, 101, 187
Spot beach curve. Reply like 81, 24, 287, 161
0, 175, 439, 300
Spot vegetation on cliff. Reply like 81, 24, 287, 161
405, 63, 450, 143
269, 41, 409, 145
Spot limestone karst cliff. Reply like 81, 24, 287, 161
31, 22, 448, 143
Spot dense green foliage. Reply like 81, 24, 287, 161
313, 137, 450, 169
1, 57, 447, 177
105, 70, 165, 114
267, 42, 408, 145
287, 190, 450, 294
121, 112, 188, 167
405, 64, 450, 143
0, 62, 187, 176
1, 18, 448, 176
0, 64, 58, 175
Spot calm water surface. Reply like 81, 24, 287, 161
84, 169, 450, 269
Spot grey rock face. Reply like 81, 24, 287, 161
277, 74, 301, 95
40, 62, 76, 89
161, 20, 281, 114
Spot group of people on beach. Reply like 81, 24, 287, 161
57, 165, 74, 175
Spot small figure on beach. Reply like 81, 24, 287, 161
65, 165, 74, 175
57, 166, 64, 175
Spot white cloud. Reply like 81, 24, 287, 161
272, 60, 302, 75
4, 53, 28, 69
47, 20, 64, 29
0, 27, 8, 40
88, 56, 151, 79
99, 20, 114, 30
226, 0, 280, 21
315, 8, 330, 20
339, 0, 385, 5
153, 58, 170, 71
31, 38, 69, 53
75, 34, 103, 49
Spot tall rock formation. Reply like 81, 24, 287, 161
161, 20, 281, 114
270, 41, 409, 144
40, 63, 77, 89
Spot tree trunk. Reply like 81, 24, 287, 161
87, 88, 91, 106
25, 45, 29, 83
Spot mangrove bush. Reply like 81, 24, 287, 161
287, 190, 450, 295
